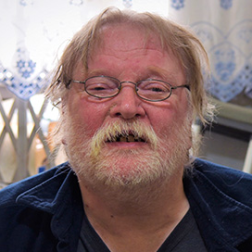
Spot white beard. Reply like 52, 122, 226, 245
63, 116, 192, 192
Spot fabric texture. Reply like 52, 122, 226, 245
169, 0, 252, 103
157, 209, 207, 251
1, 159, 252, 252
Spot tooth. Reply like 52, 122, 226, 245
120, 136, 127, 142
128, 135, 135, 142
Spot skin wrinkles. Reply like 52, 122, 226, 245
86, 65, 183, 88
64, 23, 191, 184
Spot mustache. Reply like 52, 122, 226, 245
89, 121, 158, 156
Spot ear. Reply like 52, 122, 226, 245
61, 138, 67, 145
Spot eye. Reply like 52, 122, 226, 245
85, 76, 119, 96
94, 87, 105, 90
138, 80, 170, 93
88, 84, 109, 91
149, 86, 165, 92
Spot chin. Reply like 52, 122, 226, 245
70, 146, 186, 190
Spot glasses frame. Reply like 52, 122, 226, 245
70, 75, 190, 102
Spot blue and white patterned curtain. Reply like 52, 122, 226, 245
0, 0, 169, 101
1, 0, 251, 104
0, 0, 103, 100
169, 0, 252, 105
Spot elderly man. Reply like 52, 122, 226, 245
1, 8, 252, 252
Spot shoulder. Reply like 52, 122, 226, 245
184, 159, 252, 249
185, 158, 252, 207
0, 162, 75, 250
191, 158, 252, 186
0, 162, 71, 207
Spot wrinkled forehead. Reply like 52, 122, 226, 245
72, 22, 183, 80
88, 23, 166, 61
81, 23, 184, 80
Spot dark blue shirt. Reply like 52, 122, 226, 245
77, 207, 207, 251
0, 159, 252, 251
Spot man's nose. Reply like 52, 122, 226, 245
109, 84, 145, 120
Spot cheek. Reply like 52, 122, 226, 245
68, 97, 109, 137
148, 104, 176, 129
149, 100, 191, 137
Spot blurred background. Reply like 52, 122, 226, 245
0, 0, 252, 188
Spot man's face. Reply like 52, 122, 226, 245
62, 24, 192, 189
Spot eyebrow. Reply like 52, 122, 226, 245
87, 66, 179, 83
87, 69, 109, 77
143, 66, 179, 84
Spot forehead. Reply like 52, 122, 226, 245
72, 23, 185, 83
96, 23, 163, 52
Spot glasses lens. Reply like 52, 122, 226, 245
85, 76, 120, 98
137, 79, 171, 101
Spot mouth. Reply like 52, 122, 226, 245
106, 132, 146, 143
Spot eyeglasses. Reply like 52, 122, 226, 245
70, 75, 190, 102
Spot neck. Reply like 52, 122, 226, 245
78, 170, 189, 251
